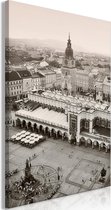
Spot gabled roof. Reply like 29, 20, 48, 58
17, 70, 32, 78
5, 71, 21, 81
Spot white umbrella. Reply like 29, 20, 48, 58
35, 134, 39, 138
21, 138, 26, 142
32, 134, 37, 138
30, 133, 35, 137
26, 136, 30, 139
30, 137, 35, 141
39, 135, 43, 139
11, 135, 16, 139
35, 138, 40, 142
16, 133, 21, 137
24, 139, 30, 143
20, 134, 26, 138
25, 131, 30, 135
29, 141, 35, 144
20, 130, 26, 134
16, 137, 21, 141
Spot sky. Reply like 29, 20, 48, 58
7, 1, 111, 56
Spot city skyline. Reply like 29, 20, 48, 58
7, 1, 111, 56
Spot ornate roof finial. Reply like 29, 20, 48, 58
68, 32, 70, 40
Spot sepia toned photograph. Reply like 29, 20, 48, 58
5, 0, 111, 208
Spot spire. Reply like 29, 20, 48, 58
64, 33, 74, 59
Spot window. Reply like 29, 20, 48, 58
85, 121, 89, 129
108, 121, 110, 128
101, 119, 105, 127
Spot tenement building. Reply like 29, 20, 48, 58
13, 90, 111, 152
5, 71, 23, 100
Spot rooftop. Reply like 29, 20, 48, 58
31, 90, 110, 113
32, 72, 45, 78
5, 71, 21, 81
17, 70, 32, 78
38, 69, 56, 76
16, 107, 68, 130
40, 61, 49, 67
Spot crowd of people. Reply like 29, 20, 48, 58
5, 162, 62, 205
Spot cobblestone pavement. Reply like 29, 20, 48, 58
6, 126, 110, 200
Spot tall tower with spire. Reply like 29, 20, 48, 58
61, 34, 76, 96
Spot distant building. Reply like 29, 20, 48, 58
53, 68, 62, 87
5, 71, 22, 100
103, 76, 111, 100
14, 90, 111, 152
39, 69, 56, 89
39, 61, 49, 68
31, 72, 45, 91
17, 69, 32, 97
76, 70, 89, 92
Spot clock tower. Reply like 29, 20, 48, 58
61, 34, 76, 96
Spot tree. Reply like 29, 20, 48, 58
49, 60, 60, 68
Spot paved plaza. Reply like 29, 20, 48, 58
6, 126, 110, 203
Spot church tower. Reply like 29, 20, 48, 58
63, 33, 75, 68
61, 34, 76, 96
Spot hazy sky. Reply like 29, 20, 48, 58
8, 1, 111, 55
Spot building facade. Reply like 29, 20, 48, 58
5, 71, 23, 100
76, 70, 89, 92
39, 69, 56, 89
31, 72, 45, 91
17, 69, 32, 97
13, 91, 111, 152
102, 76, 111, 101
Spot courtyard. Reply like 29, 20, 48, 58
5, 126, 110, 207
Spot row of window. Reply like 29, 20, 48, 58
8, 81, 22, 85
10, 91, 22, 96
10, 86, 22, 90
